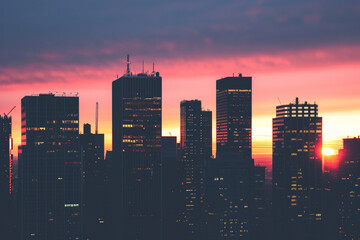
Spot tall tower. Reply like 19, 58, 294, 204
19, 93, 82, 240
112, 58, 162, 240
272, 98, 323, 239
179, 100, 212, 239
338, 137, 360, 239
0, 114, 12, 196
216, 74, 252, 158
0, 114, 14, 238
80, 123, 105, 239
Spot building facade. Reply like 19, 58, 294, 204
19, 93, 82, 240
0, 114, 15, 238
272, 98, 323, 239
338, 138, 360, 239
112, 70, 162, 240
179, 100, 212, 240
216, 74, 252, 158
80, 124, 105, 239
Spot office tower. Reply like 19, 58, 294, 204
272, 98, 323, 239
216, 74, 252, 158
338, 138, 360, 239
0, 113, 15, 238
205, 152, 253, 239
207, 74, 254, 239
112, 58, 162, 240
179, 100, 212, 240
162, 136, 183, 240
252, 166, 267, 239
19, 93, 82, 240
80, 123, 105, 239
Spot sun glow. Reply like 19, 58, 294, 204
322, 148, 335, 156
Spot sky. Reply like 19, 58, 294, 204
1, 0, 360, 165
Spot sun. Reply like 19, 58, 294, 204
322, 148, 335, 156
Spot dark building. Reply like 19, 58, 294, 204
112, 59, 162, 240
0, 113, 15, 238
80, 124, 105, 239
272, 98, 323, 239
206, 74, 258, 239
179, 100, 212, 239
337, 138, 360, 239
252, 165, 267, 239
162, 136, 183, 240
19, 93, 82, 240
205, 153, 253, 239
216, 74, 252, 158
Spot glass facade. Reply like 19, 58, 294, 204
179, 100, 212, 239
272, 98, 322, 239
216, 74, 252, 158
19, 94, 82, 240
338, 138, 360, 239
112, 72, 162, 240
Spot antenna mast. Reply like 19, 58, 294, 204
95, 102, 99, 134
126, 54, 131, 76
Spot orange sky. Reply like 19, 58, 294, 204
2, 48, 360, 165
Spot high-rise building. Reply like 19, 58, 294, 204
19, 93, 82, 240
80, 123, 105, 239
162, 136, 183, 240
338, 137, 360, 239
0, 114, 13, 196
179, 100, 212, 239
208, 74, 255, 239
272, 98, 323, 239
216, 74, 252, 158
112, 58, 162, 240
0, 113, 15, 238
205, 152, 253, 239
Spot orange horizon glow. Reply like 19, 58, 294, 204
2, 50, 360, 166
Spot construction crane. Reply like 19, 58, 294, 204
95, 102, 99, 134
4, 106, 16, 117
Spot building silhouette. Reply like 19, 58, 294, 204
216, 74, 252, 158
162, 136, 183, 240
205, 153, 254, 239
179, 100, 212, 240
0, 113, 15, 238
112, 58, 162, 240
272, 98, 323, 239
337, 137, 360, 239
204, 73, 262, 239
19, 93, 82, 240
80, 123, 105, 239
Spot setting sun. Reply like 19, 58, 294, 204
322, 148, 335, 156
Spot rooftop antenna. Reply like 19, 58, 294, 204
277, 97, 282, 105
95, 102, 99, 134
126, 54, 131, 76
142, 60, 144, 74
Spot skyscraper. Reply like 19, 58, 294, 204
272, 98, 323, 239
0, 113, 13, 196
0, 113, 15, 238
216, 74, 252, 158
162, 136, 183, 240
207, 74, 254, 239
179, 100, 212, 240
112, 58, 162, 240
338, 137, 360, 239
19, 93, 82, 240
80, 123, 105, 239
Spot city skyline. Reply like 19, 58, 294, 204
2, 0, 360, 165
3, 58, 358, 161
